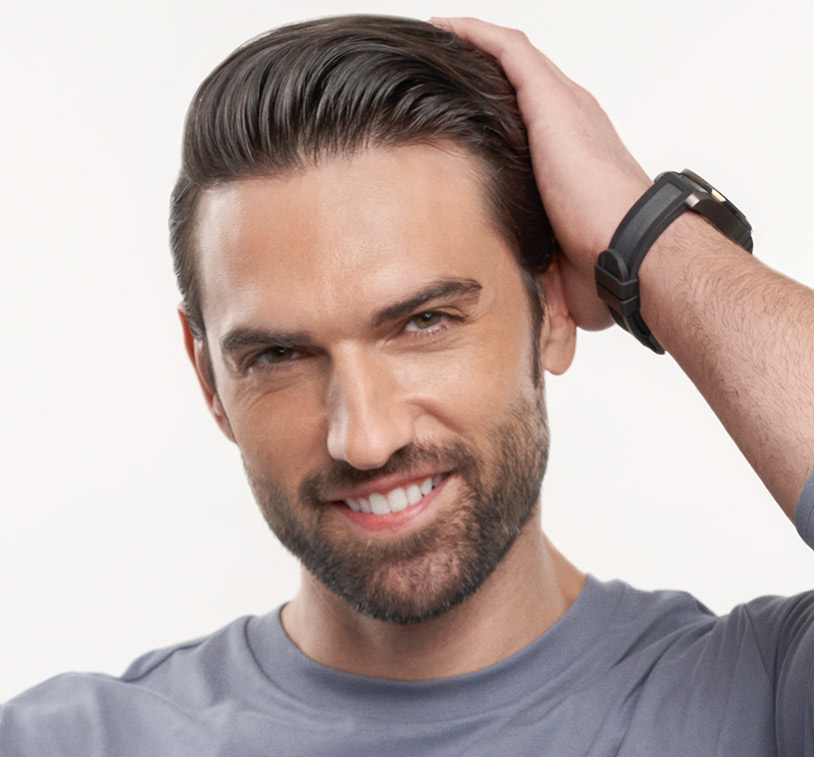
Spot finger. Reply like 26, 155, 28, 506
429, 17, 573, 91
428, 17, 580, 129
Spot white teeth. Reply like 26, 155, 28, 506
387, 487, 409, 513
369, 492, 390, 515
342, 475, 445, 516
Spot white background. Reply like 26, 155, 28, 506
1, 0, 812, 701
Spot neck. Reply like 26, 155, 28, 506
281, 514, 585, 680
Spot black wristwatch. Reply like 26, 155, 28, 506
594, 169, 753, 353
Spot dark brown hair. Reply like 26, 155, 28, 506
170, 14, 553, 341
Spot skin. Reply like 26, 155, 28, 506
183, 144, 585, 679
433, 17, 814, 517
183, 17, 814, 680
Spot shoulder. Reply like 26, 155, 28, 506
582, 577, 814, 703
0, 670, 206, 757
580, 579, 814, 753
0, 612, 276, 757
590, 577, 716, 647
120, 613, 256, 694
596, 577, 814, 667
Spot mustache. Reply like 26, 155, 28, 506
300, 442, 476, 506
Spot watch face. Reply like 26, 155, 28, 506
680, 169, 751, 232
680, 169, 712, 194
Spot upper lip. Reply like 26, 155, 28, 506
327, 470, 448, 502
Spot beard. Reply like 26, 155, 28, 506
246, 390, 549, 625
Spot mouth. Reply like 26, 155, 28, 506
342, 474, 446, 516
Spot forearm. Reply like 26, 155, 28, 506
640, 212, 814, 517
435, 17, 814, 518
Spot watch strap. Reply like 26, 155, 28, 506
595, 170, 753, 354
596, 173, 694, 353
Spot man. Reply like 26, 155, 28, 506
2, 14, 813, 755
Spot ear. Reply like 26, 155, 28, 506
178, 304, 236, 443
537, 258, 577, 376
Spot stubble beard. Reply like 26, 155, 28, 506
246, 391, 549, 625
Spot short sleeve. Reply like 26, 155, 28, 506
794, 470, 814, 550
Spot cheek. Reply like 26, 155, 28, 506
226, 387, 330, 486
399, 323, 535, 432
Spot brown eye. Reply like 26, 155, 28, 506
258, 346, 299, 364
406, 312, 444, 331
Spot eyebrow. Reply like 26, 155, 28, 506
220, 328, 312, 358
219, 276, 483, 357
372, 277, 482, 327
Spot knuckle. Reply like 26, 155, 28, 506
504, 27, 529, 45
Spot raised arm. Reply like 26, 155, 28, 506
432, 17, 814, 519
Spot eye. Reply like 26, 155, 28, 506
404, 311, 445, 332
256, 346, 301, 365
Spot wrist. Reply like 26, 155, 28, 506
594, 170, 753, 353
638, 213, 738, 351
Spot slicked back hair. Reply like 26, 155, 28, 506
170, 14, 554, 346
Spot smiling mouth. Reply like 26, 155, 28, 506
342, 475, 446, 515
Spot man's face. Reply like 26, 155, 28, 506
190, 145, 573, 624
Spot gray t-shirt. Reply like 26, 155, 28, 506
3, 472, 814, 756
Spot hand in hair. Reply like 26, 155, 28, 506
438, 17, 814, 516
430, 17, 651, 331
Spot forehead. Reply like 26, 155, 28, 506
193, 144, 520, 339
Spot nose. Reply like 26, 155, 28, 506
326, 349, 415, 470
